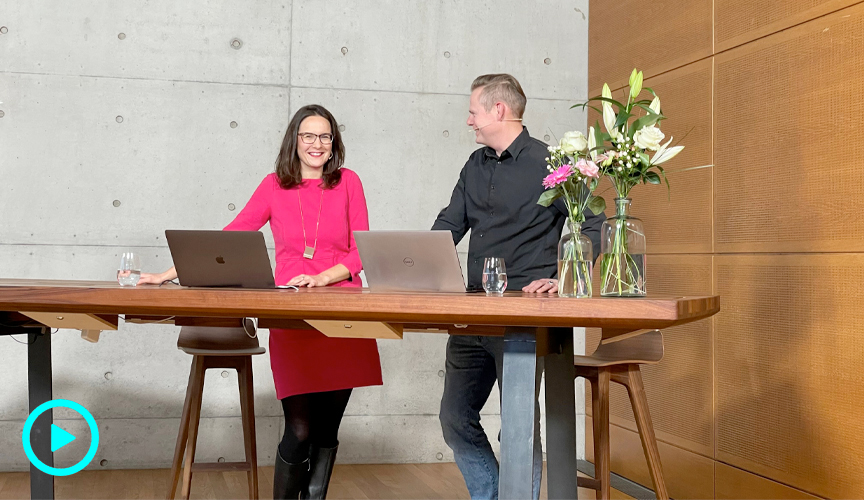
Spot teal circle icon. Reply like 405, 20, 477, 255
22, 399, 99, 476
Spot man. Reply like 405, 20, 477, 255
432, 74, 604, 499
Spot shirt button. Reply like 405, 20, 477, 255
480, 233, 484, 238
497, 161, 501, 164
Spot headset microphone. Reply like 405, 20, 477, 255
471, 118, 523, 132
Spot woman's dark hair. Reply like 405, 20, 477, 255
275, 104, 345, 190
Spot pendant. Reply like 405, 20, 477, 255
303, 246, 315, 259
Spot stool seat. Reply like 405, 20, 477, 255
178, 346, 266, 356
168, 326, 263, 500
573, 329, 663, 367
575, 329, 668, 500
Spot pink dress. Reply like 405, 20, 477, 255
224, 169, 383, 398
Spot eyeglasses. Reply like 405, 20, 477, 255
298, 133, 334, 145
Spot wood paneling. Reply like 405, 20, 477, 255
715, 463, 821, 500
585, 417, 715, 500
588, 255, 714, 458
715, 254, 864, 499
715, 0, 862, 52
592, 0, 864, 498
588, 0, 713, 90
714, 4, 864, 253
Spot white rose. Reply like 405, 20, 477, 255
633, 126, 665, 151
559, 131, 588, 155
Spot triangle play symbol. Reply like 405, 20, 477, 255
51, 424, 76, 452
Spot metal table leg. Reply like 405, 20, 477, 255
28, 329, 54, 499
544, 327, 578, 499
499, 327, 538, 500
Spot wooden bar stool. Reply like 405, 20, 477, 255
167, 323, 265, 500
574, 329, 668, 500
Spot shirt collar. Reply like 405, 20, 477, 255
484, 127, 532, 161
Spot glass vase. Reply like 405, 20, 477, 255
600, 198, 647, 297
558, 219, 593, 298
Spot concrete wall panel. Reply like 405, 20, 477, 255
291, 0, 589, 99
0, 0, 293, 85
0, 74, 288, 247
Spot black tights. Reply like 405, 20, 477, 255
278, 389, 352, 463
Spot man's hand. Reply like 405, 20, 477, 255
523, 279, 558, 294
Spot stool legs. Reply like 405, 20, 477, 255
168, 356, 259, 500
581, 364, 668, 500
238, 357, 259, 499
590, 368, 612, 500
620, 366, 668, 500
180, 357, 207, 499
167, 356, 202, 499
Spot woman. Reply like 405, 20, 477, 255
140, 105, 382, 499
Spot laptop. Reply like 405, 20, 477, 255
354, 231, 468, 293
165, 230, 283, 289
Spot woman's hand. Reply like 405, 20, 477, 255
137, 266, 177, 285
286, 273, 331, 288
137, 272, 166, 285
522, 278, 558, 294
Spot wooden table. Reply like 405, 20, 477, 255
0, 279, 719, 500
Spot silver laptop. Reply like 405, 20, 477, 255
354, 231, 467, 293
165, 230, 277, 288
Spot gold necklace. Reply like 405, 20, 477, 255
298, 187, 324, 259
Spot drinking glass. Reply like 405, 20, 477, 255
117, 252, 141, 287
482, 257, 507, 295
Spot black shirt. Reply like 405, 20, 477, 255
432, 128, 605, 290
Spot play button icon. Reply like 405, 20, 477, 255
51, 424, 76, 452
22, 399, 100, 476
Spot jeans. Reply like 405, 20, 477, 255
439, 335, 543, 500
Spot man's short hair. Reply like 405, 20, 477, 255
471, 74, 527, 119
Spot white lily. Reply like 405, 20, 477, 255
628, 70, 643, 102
587, 126, 597, 161
601, 83, 617, 136
649, 96, 661, 114
651, 136, 684, 165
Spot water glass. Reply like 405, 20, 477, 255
482, 257, 507, 295
117, 252, 141, 287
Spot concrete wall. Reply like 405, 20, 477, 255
0, 1, 589, 471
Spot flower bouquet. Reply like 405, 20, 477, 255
537, 131, 606, 297
576, 68, 684, 296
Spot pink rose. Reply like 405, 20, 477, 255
542, 164, 573, 189
575, 158, 600, 179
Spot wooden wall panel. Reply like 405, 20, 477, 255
715, 0, 862, 52
716, 463, 821, 500
714, 5, 864, 253
630, 58, 713, 254
588, 0, 713, 90
714, 254, 864, 499
586, 417, 715, 500
586, 255, 713, 457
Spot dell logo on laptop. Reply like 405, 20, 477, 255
215, 256, 225, 264
402, 257, 415, 267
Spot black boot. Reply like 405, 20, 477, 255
273, 449, 310, 499
301, 444, 338, 499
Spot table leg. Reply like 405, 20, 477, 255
499, 327, 538, 500
544, 327, 578, 500
28, 329, 55, 500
